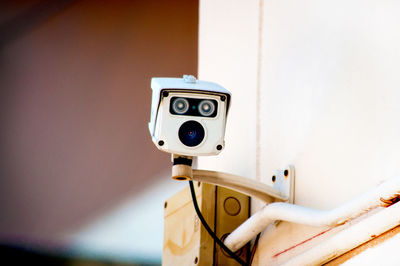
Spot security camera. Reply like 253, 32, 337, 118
148, 75, 231, 156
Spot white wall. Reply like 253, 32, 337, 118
198, 0, 260, 180
199, 0, 400, 264
258, 0, 400, 209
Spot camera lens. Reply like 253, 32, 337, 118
172, 98, 189, 114
198, 100, 215, 117
178, 120, 205, 147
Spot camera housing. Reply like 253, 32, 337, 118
149, 75, 231, 156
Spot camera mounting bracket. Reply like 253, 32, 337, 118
271, 165, 295, 204
172, 154, 295, 203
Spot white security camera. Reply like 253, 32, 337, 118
148, 75, 231, 156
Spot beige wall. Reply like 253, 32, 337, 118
0, 0, 198, 245
199, 0, 400, 264
198, 0, 259, 179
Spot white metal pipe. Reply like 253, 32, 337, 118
224, 176, 400, 252
283, 200, 400, 265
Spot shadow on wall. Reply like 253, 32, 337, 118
0, 0, 198, 247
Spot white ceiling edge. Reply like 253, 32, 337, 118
64, 170, 187, 263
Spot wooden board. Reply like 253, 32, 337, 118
163, 182, 249, 265
325, 225, 400, 265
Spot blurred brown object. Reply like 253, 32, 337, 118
0, 0, 198, 245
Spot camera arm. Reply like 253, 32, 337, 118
171, 154, 294, 203
192, 170, 288, 203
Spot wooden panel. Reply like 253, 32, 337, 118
163, 182, 215, 265
215, 186, 250, 265
163, 183, 250, 265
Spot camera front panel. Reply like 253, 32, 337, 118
153, 91, 228, 156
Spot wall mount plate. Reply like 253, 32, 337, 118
272, 165, 295, 203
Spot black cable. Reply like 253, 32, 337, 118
189, 180, 247, 266
248, 233, 261, 265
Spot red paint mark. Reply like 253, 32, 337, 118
273, 228, 333, 258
